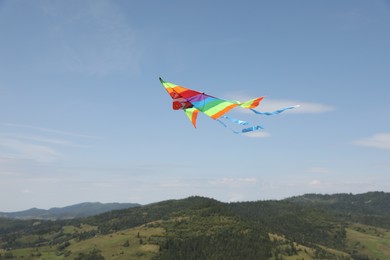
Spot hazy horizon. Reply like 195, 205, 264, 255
1, 190, 388, 213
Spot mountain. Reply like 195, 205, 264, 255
0, 192, 389, 259
0, 202, 140, 220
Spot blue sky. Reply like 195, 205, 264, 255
1, 0, 389, 211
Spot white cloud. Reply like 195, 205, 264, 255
21, 189, 31, 194
243, 131, 271, 138
353, 133, 390, 150
309, 180, 321, 186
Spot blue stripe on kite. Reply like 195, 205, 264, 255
191, 96, 219, 109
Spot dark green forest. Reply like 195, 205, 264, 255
0, 192, 389, 259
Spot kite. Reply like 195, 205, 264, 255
160, 77, 299, 134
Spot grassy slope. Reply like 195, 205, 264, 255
346, 223, 390, 259
269, 233, 316, 260
269, 233, 350, 260
69, 224, 163, 260
9, 224, 163, 260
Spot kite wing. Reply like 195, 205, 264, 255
160, 77, 298, 134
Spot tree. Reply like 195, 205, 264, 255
122, 240, 130, 247
74, 248, 105, 260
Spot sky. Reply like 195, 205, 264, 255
0, 0, 389, 212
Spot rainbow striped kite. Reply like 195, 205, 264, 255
160, 78, 299, 134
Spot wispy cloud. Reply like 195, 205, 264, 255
308, 167, 333, 174
353, 133, 390, 150
243, 131, 271, 138
39, 1, 143, 75
0, 169, 20, 176
0, 138, 60, 163
2, 123, 100, 139
159, 177, 259, 189
209, 177, 258, 187
0, 123, 96, 164
1, 134, 86, 148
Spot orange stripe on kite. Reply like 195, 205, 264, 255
249, 97, 264, 108
192, 110, 199, 128
240, 96, 264, 109
211, 104, 239, 119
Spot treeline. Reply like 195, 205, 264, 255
0, 220, 96, 249
228, 201, 347, 249
287, 191, 390, 214
155, 228, 271, 260
0, 218, 68, 249
87, 196, 232, 234
151, 197, 272, 259
286, 191, 390, 228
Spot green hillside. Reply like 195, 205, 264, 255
286, 191, 390, 229
0, 192, 389, 259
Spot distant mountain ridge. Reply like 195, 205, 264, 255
0, 202, 140, 220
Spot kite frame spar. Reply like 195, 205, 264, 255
160, 77, 298, 134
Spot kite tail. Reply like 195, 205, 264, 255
217, 104, 299, 134
250, 105, 300, 116
217, 116, 264, 134
221, 115, 250, 125
235, 125, 264, 134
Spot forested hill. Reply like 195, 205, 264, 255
0, 202, 140, 220
0, 192, 389, 259
284, 191, 390, 228
286, 191, 390, 215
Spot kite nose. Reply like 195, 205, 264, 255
173, 101, 183, 110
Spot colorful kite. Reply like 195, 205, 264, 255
160, 77, 299, 134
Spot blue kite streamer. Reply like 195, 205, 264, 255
250, 105, 300, 116
217, 118, 264, 134
221, 115, 250, 125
